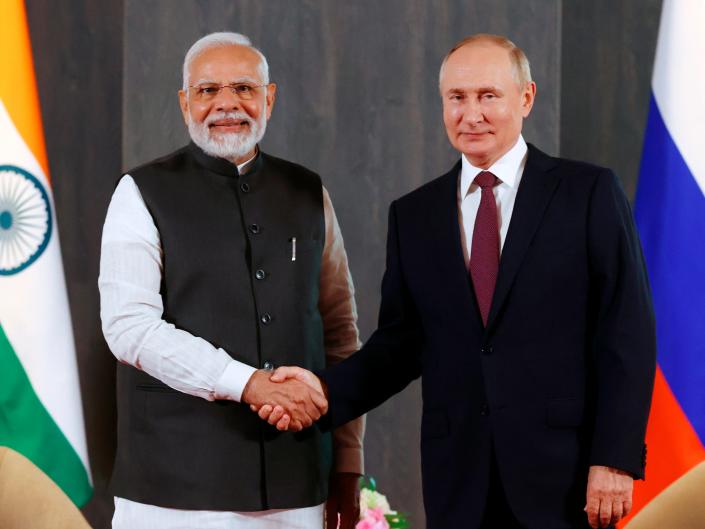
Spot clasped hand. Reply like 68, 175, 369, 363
242, 367, 325, 431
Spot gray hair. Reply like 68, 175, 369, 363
182, 32, 270, 90
439, 33, 532, 88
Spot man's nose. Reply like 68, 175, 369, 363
462, 100, 484, 124
214, 87, 242, 112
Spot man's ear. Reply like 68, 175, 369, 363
178, 89, 190, 125
265, 83, 277, 120
521, 81, 537, 118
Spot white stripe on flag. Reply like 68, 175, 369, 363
0, 99, 90, 474
651, 0, 705, 196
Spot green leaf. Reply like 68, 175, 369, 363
359, 475, 377, 491
385, 513, 410, 528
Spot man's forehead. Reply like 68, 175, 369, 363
441, 43, 514, 87
447, 42, 512, 70
191, 75, 260, 85
189, 45, 262, 77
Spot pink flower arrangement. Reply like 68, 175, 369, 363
356, 507, 390, 529
355, 476, 409, 529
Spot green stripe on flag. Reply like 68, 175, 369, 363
0, 324, 92, 506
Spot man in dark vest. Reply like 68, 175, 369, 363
99, 32, 363, 529
257, 34, 656, 529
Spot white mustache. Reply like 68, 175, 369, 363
187, 107, 266, 161
204, 112, 251, 128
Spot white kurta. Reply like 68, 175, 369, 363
112, 497, 324, 528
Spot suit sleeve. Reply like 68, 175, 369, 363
321, 200, 424, 429
587, 169, 656, 479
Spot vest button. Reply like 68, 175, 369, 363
260, 313, 272, 325
255, 269, 266, 280
240, 182, 250, 193
249, 223, 260, 234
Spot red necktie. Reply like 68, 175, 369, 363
470, 171, 500, 326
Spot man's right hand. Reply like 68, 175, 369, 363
251, 366, 326, 431
241, 369, 328, 432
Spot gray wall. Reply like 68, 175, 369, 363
561, 1, 662, 198
25, 1, 122, 526
26, 1, 660, 527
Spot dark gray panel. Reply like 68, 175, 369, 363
560, 0, 662, 198
25, 1, 123, 528
124, 1, 561, 525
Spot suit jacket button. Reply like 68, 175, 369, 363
249, 223, 260, 234
481, 346, 493, 355
255, 269, 266, 280
480, 404, 490, 416
240, 182, 250, 193
263, 361, 274, 371
260, 313, 272, 325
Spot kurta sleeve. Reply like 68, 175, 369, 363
319, 186, 365, 474
99, 175, 256, 402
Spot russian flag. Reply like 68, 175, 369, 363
625, 0, 705, 523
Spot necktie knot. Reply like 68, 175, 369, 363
474, 171, 499, 189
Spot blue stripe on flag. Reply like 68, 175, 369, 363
635, 94, 705, 444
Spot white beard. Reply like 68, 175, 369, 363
187, 109, 266, 161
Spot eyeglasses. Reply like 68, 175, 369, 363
189, 83, 268, 101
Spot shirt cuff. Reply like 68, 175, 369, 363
214, 358, 258, 402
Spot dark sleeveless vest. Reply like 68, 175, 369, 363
110, 143, 331, 511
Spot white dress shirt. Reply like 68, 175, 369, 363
458, 135, 528, 268
100, 154, 363, 528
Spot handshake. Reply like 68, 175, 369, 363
241, 366, 327, 431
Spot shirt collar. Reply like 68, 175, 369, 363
460, 135, 528, 198
237, 146, 259, 174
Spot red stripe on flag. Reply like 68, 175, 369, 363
619, 366, 705, 526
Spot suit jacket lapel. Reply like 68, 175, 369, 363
486, 145, 561, 333
428, 161, 484, 325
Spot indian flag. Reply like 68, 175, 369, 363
0, 0, 92, 505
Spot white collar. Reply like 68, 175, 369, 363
460, 135, 528, 197
236, 147, 259, 173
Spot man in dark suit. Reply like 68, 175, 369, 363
255, 34, 656, 529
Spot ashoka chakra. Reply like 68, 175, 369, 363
0, 165, 53, 275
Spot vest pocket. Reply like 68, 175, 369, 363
282, 238, 320, 258
136, 383, 178, 393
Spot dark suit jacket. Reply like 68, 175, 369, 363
322, 145, 656, 529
